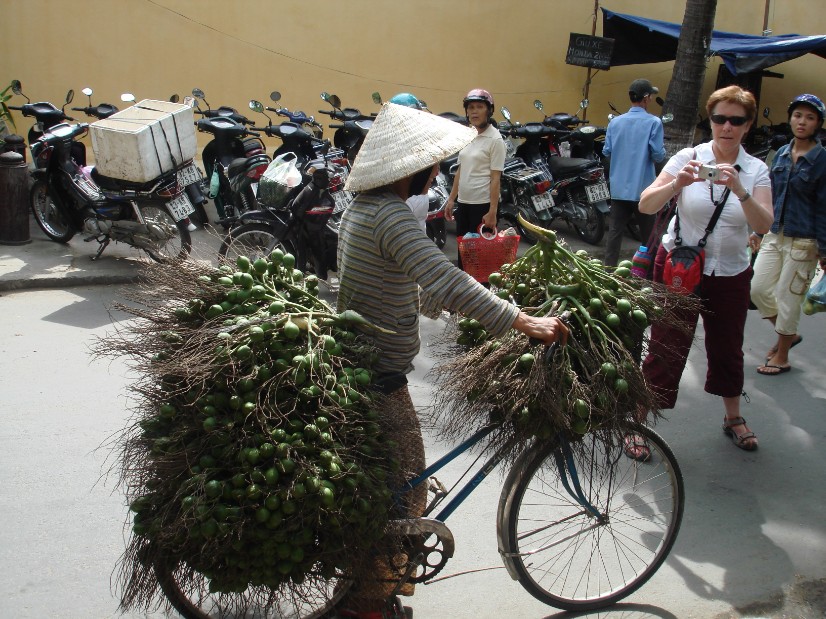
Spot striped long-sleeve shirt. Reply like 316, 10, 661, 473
336, 190, 519, 375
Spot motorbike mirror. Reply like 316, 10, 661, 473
661, 113, 674, 124
11, 79, 22, 94
655, 96, 665, 107
65, 89, 75, 105
763, 107, 771, 119
418, 99, 428, 109
270, 91, 281, 103
320, 91, 330, 102
192, 88, 205, 100
121, 93, 136, 103
533, 100, 544, 111
371, 92, 383, 105
500, 107, 512, 122
579, 98, 589, 110
327, 94, 342, 109
249, 100, 264, 114
169, 94, 179, 103
82, 87, 93, 97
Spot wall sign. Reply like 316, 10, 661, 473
566, 34, 614, 70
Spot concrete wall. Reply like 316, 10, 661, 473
3, 0, 825, 148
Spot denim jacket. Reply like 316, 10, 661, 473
769, 141, 826, 255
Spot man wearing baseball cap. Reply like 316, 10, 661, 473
602, 78, 667, 266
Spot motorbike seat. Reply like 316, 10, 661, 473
227, 157, 253, 178
90, 167, 168, 191
548, 156, 600, 176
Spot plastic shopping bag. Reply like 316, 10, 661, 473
258, 153, 302, 209
802, 270, 826, 315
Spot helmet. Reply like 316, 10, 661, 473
463, 88, 494, 110
389, 92, 425, 110
788, 94, 826, 125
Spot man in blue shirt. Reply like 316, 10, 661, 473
602, 78, 667, 266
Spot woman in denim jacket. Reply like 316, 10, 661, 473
751, 94, 826, 375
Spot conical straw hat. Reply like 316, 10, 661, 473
344, 103, 477, 192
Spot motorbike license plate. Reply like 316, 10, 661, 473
333, 191, 351, 214
532, 192, 554, 212
585, 181, 610, 203
177, 162, 203, 187
167, 193, 195, 222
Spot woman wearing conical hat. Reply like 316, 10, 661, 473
335, 102, 568, 617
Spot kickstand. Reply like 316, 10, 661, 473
92, 237, 110, 260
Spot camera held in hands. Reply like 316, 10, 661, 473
697, 164, 720, 181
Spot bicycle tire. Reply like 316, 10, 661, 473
218, 222, 299, 265
497, 424, 684, 611
153, 557, 350, 619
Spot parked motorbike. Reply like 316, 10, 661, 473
745, 107, 791, 165
192, 88, 270, 222
266, 91, 324, 138
25, 121, 192, 261
500, 107, 609, 245
218, 149, 345, 282
537, 99, 607, 163
8, 81, 86, 167
317, 92, 374, 162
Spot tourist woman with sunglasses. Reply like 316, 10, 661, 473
629, 86, 774, 457
749, 94, 826, 377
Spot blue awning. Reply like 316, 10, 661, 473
602, 8, 826, 75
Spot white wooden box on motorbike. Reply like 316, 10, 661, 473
89, 99, 197, 183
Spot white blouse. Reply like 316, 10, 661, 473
660, 141, 770, 276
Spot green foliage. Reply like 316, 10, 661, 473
0, 81, 19, 139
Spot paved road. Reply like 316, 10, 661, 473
1, 216, 825, 618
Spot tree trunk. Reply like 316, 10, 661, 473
662, 0, 718, 156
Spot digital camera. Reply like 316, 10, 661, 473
697, 164, 720, 181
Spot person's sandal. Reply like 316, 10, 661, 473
722, 416, 758, 451
623, 433, 651, 462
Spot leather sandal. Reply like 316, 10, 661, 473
722, 416, 758, 451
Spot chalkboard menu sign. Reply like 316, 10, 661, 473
566, 33, 614, 70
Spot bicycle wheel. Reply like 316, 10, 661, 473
218, 222, 298, 265
154, 557, 350, 619
497, 424, 684, 611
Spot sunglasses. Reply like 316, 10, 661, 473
710, 114, 749, 126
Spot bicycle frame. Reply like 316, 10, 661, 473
401, 426, 603, 524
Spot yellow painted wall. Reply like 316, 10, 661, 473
3, 0, 825, 147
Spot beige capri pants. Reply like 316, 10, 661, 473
751, 231, 819, 335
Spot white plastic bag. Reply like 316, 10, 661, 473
258, 152, 302, 208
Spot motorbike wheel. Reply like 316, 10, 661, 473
30, 180, 77, 243
426, 219, 446, 249
218, 222, 300, 266
140, 205, 192, 263
153, 556, 351, 619
568, 191, 606, 245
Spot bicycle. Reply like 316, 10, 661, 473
155, 417, 684, 617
